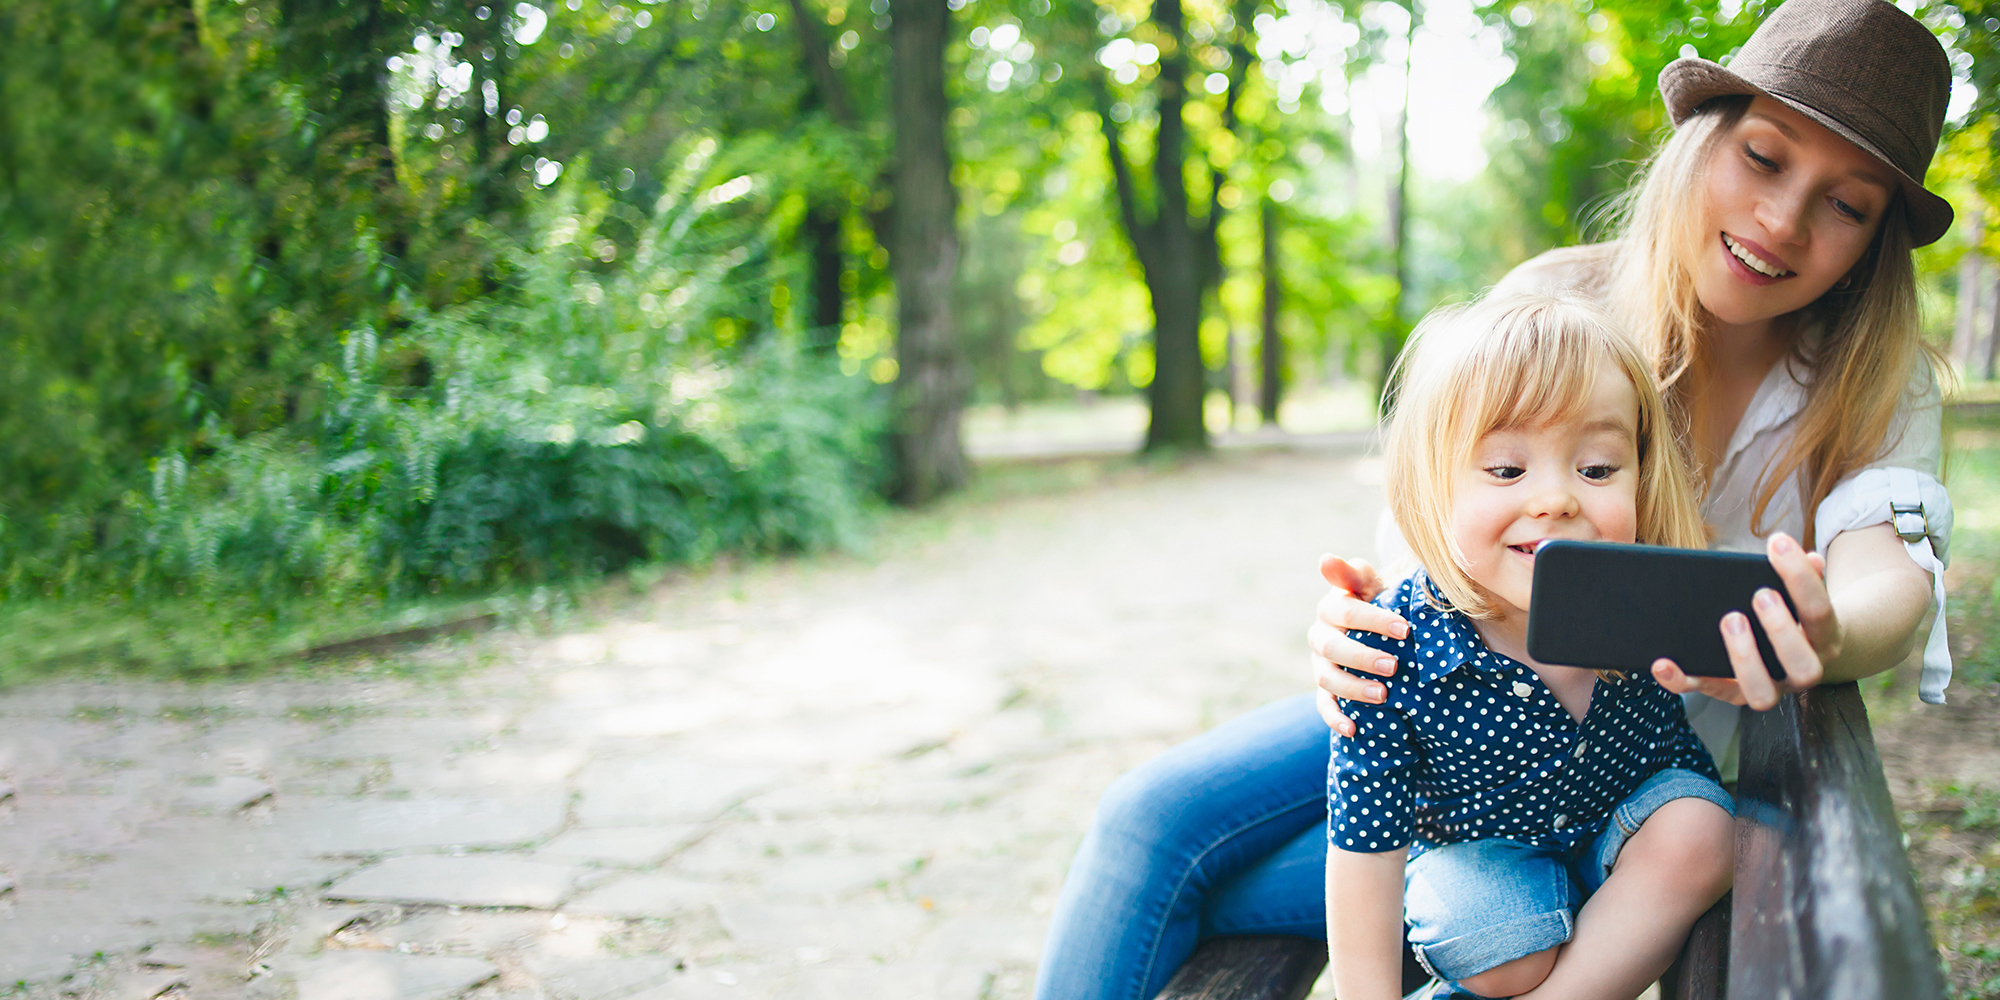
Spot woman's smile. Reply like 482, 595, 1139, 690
1720, 233, 1793, 282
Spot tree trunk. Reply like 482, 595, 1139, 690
1985, 271, 2000, 382
888, 0, 966, 504
804, 202, 844, 354
1260, 197, 1283, 425
1956, 212, 1984, 365
1378, 1, 1420, 404
788, 0, 855, 357
1141, 0, 1207, 450
462, 2, 515, 226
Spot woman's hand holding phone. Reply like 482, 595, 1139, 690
1649, 532, 1841, 711
1308, 555, 1407, 737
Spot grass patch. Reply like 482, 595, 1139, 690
0, 450, 1145, 686
1944, 422, 2000, 690
0, 583, 574, 687
1902, 420, 2000, 997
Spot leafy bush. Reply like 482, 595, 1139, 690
2, 146, 885, 610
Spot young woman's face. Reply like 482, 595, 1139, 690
1694, 96, 1894, 328
1451, 358, 1641, 620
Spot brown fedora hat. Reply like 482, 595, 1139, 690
1658, 0, 1955, 246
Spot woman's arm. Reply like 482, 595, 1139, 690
1653, 525, 1931, 708
1327, 847, 1410, 1000
1818, 522, 1933, 681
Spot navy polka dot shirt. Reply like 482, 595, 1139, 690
1328, 573, 1719, 854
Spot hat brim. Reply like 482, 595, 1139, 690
1657, 57, 1954, 247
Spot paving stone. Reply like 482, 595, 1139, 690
522, 956, 683, 999
390, 746, 586, 793
109, 968, 190, 1000
709, 901, 932, 960
279, 904, 372, 957
270, 952, 498, 1000
0, 907, 158, 981
560, 873, 729, 920
535, 825, 704, 866
278, 792, 567, 853
905, 913, 1045, 967
572, 754, 778, 825
325, 855, 578, 909
753, 853, 905, 900
175, 775, 275, 813
371, 910, 551, 954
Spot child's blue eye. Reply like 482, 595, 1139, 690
1485, 465, 1525, 481
1580, 464, 1618, 481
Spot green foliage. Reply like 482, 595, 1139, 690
4, 145, 885, 613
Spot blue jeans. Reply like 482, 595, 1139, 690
1402, 768, 1734, 986
1034, 695, 1329, 1000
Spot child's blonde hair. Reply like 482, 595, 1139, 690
1384, 294, 1708, 619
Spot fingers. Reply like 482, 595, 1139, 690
1309, 622, 1400, 678
1752, 586, 1823, 691
1765, 533, 1833, 631
1719, 611, 1783, 710
1650, 658, 1750, 706
1315, 687, 1357, 738
1314, 589, 1410, 643
1315, 653, 1389, 704
1318, 554, 1389, 604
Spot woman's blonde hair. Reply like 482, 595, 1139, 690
1384, 294, 1708, 620
1604, 95, 1940, 549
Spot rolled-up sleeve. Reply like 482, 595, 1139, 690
1811, 363, 1954, 703
1330, 698, 1418, 853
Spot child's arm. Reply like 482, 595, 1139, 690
1327, 846, 1409, 1000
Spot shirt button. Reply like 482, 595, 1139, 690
1553, 814, 1570, 831
1572, 740, 1588, 758
1512, 681, 1533, 699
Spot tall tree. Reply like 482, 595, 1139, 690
1260, 196, 1283, 425
1379, 0, 1418, 399
889, 0, 967, 502
787, 0, 859, 355
1092, 0, 1225, 450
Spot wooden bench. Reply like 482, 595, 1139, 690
1156, 682, 1943, 1000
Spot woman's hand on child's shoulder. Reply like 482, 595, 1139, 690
1310, 555, 1410, 736
1650, 533, 1836, 710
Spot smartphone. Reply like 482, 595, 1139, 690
1526, 540, 1795, 679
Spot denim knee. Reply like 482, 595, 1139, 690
1403, 838, 1579, 984
1581, 767, 1733, 894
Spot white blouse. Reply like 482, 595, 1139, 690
1678, 350, 1953, 776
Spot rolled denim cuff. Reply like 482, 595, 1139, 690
1411, 908, 1573, 984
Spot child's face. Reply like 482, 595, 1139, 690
1451, 357, 1642, 620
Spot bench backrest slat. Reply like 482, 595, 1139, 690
1732, 682, 1943, 1000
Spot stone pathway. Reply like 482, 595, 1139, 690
0, 445, 1382, 999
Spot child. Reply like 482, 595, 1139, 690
1327, 295, 1735, 1000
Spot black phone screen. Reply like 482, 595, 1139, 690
1525, 540, 1794, 679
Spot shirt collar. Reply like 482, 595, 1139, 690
1400, 572, 1516, 684
1719, 338, 1815, 467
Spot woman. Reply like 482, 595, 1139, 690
1033, 2, 1957, 998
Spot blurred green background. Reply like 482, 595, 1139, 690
1, 0, 1997, 673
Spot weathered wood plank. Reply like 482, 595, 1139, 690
1732, 682, 1943, 1000
1661, 893, 1730, 1000
1152, 935, 1326, 1000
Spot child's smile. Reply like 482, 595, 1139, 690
1451, 357, 1643, 635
